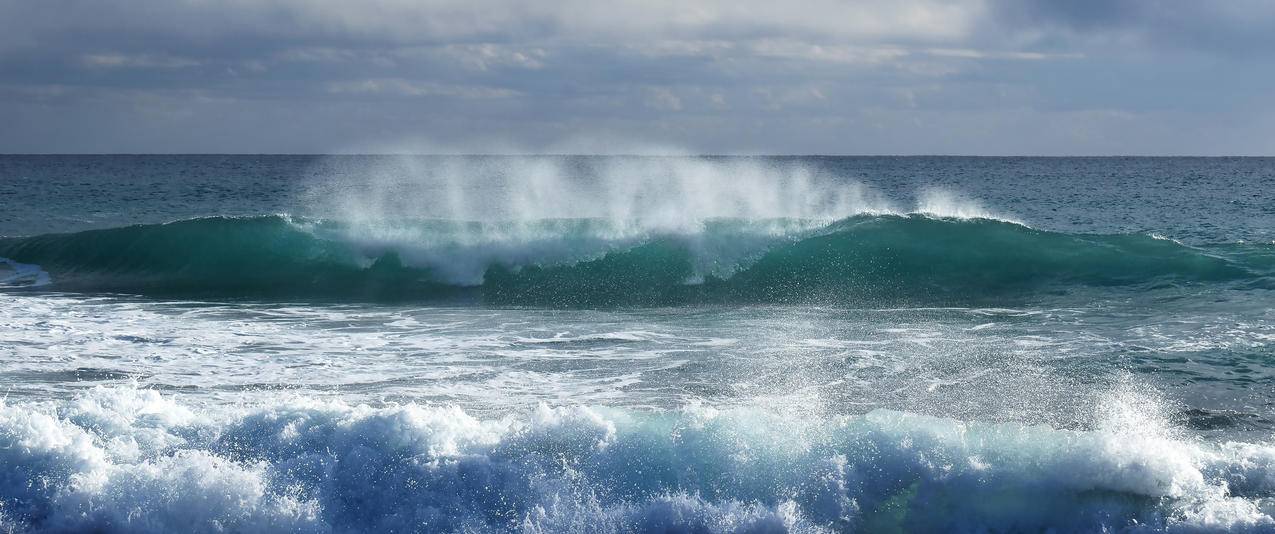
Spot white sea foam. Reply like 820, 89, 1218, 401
0, 386, 1271, 533
914, 187, 1019, 222
0, 257, 51, 287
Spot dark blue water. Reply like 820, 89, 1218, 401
1, 156, 1273, 532
3, 156, 1273, 243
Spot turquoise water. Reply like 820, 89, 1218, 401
1, 156, 1273, 532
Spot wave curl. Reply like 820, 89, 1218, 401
0, 215, 1263, 305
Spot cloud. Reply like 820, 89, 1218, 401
642, 87, 683, 112
749, 40, 910, 65
0, 0, 1272, 153
923, 48, 1082, 61
985, 0, 1275, 56
0, 0, 985, 55
327, 78, 519, 99
81, 53, 201, 69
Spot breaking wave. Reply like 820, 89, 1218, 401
0, 386, 1272, 533
0, 214, 1264, 305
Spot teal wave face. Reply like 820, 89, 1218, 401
0, 215, 1267, 305
718, 216, 1254, 304
0, 216, 456, 300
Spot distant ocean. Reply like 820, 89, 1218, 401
1, 155, 1273, 532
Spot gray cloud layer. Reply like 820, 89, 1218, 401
1, 0, 1272, 154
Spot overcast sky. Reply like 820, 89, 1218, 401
1, 0, 1272, 154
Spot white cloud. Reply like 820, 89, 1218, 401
625, 40, 735, 59
2, 0, 989, 54
274, 47, 363, 64
426, 45, 547, 71
750, 39, 910, 64
643, 87, 683, 111
81, 53, 200, 69
753, 85, 830, 111
2, 0, 1273, 154
327, 79, 518, 98
924, 48, 1083, 60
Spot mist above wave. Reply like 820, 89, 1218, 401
0, 212, 1260, 305
2, 156, 1263, 303
303, 156, 894, 230
293, 155, 1018, 284
301, 155, 1019, 235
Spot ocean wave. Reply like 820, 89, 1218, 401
0, 215, 1265, 305
0, 258, 50, 288
0, 386, 1271, 533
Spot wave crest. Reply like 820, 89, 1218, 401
0, 215, 1262, 305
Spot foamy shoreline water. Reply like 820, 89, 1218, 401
1, 386, 1272, 533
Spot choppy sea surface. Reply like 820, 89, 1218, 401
1, 155, 1274, 533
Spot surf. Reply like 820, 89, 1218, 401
0, 214, 1263, 305
0, 385, 1271, 533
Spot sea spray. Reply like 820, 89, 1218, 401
302, 156, 896, 231
0, 257, 49, 288
0, 214, 1258, 304
5, 155, 1275, 534
0, 385, 1272, 533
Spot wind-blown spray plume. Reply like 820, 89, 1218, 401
0, 156, 1264, 303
